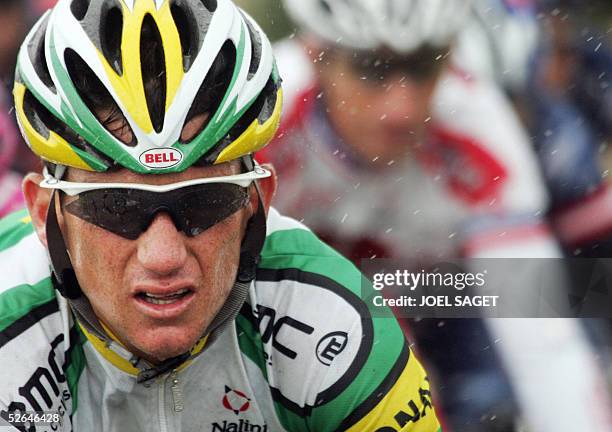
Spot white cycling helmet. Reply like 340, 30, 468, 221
283, 0, 473, 54
15, 0, 282, 174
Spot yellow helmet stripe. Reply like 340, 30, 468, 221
102, 0, 152, 134
14, 83, 94, 171
215, 89, 283, 164
100, 0, 183, 135
154, 0, 183, 113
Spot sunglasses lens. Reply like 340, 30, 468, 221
175, 184, 250, 237
64, 184, 250, 240
349, 46, 446, 83
65, 189, 148, 240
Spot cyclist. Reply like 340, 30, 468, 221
262, 0, 612, 430
0, 0, 440, 431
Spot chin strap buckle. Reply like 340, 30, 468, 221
136, 352, 191, 384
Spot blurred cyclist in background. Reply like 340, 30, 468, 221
0, 0, 31, 86
0, 86, 22, 218
0, 0, 47, 216
531, 1, 612, 255
0, 0, 53, 176
455, 0, 612, 257
260, 0, 612, 430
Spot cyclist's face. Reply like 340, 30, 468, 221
316, 46, 445, 165
30, 162, 269, 364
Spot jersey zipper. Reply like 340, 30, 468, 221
158, 376, 168, 432
170, 369, 184, 412
158, 369, 183, 432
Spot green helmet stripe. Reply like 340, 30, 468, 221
49, 32, 144, 171
18, 64, 108, 171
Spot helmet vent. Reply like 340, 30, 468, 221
181, 40, 235, 144
65, 48, 137, 146
101, 6, 123, 75
23, 89, 112, 167
27, 14, 55, 92
23, 89, 53, 140
141, 14, 166, 134
70, 0, 90, 21
170, 2, 199, 72
200, 0, 217, 13
225, 77, 275, 142
241, 13, 262, 80
199, 77, 277, 165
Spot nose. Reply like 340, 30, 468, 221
379, 76, 423, 125
136, 212, 188, 275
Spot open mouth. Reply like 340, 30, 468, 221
136, 288, 192, 305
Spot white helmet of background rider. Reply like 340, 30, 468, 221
283, 0, 474, 54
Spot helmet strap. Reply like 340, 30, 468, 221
237, 155, 267, 282
46, 189, 82, 299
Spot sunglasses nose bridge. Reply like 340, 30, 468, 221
143, 209, 182, 233
147, 206, 184, 235
136, 211, 189, 275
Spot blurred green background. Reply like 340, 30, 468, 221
235, 0, 293, 42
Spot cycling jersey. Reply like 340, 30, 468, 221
0, 208, 440, 432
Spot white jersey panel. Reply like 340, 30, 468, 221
251, 279, 363, 407
0, 232, 50, 292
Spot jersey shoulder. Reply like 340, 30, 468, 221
430, 68, 548, 212
0, 210, 85, 429
0, 209, 53, 295
236, 209, 440, 432
274, 38, 317, 125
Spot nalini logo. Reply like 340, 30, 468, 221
139, 148, 183, 169
222, 386, 250, 415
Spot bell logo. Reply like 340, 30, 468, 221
139, 148, 183, 169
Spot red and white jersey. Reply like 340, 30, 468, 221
262, 39, 557, 262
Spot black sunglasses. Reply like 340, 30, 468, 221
342, 45, 449, 83
40, 168, 271, 240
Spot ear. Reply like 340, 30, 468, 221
23, 173, 52, 248
250, 163, 277, 216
